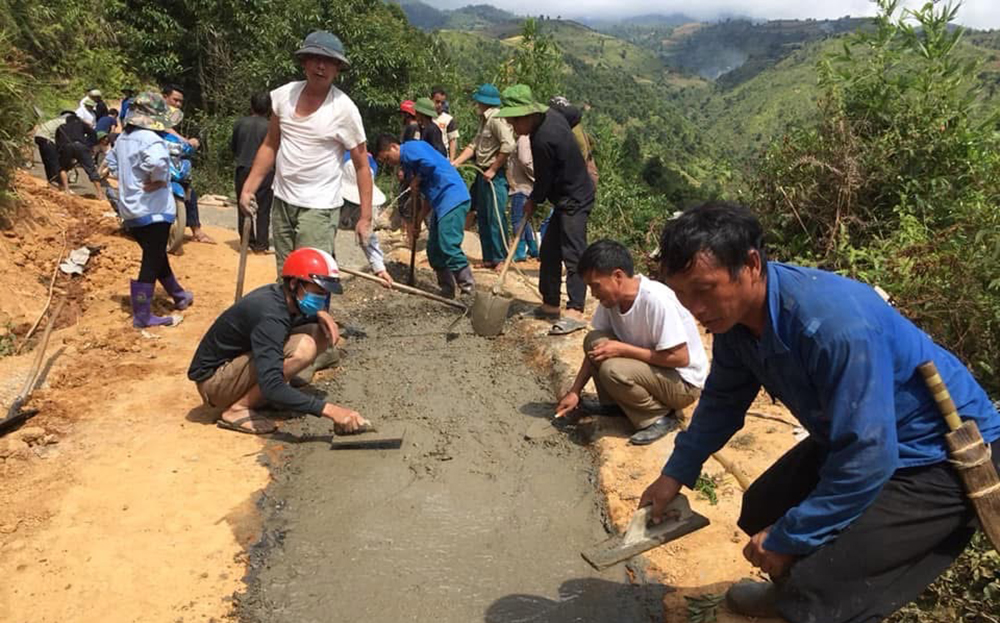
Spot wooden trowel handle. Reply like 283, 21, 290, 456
918, 361, 963, 432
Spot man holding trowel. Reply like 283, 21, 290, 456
638, 202, 1000, 621
554, 240, 708, 446
188, 247, 368, 435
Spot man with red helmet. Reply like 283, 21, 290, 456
188, 247, 368, 434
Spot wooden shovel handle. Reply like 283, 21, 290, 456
495, 218, 530, 292
918, 361, 963, 432
235, 216, 253, 303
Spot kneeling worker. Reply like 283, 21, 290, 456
188, 247, 367, 435
374, 134, 474, 298
640, 202, 1000, 621
555, 239, 708, 445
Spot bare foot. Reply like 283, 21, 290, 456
192, 230, 217, 244
563, 308, 586, 321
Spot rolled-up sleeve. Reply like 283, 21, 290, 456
662, 335, 760, 487
764, 328, 898, 555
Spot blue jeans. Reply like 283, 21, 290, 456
510, 192, 539, 261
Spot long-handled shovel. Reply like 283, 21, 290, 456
339, 266, 465, 310
407, 196, 419, 286
1, 298, 66, 436
470, 218, 529, 337
919, 361, 1000, 552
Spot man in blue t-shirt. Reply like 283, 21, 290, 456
374, 134, 473, 298
640, 202, 1000, 622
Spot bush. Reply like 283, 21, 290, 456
0, 34, 32, 194
752, 0, 1000, 393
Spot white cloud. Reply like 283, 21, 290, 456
427, 0, 1000, 29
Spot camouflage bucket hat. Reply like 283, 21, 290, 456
124, 92, 177, 132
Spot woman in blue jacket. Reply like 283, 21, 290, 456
105, 92, 192, 328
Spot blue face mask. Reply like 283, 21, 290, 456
297, 291, 329, 317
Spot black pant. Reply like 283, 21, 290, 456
133, 222, 174, 284
183, 186, 201, 229
36, 137, 60, 182
235, 166, 273, 251
739, 437, 1000, 623
539, 200, 591, 311
58, 141, 100, 181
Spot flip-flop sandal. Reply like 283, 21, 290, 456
549, 317, 588, 336
216, 415, 277, 435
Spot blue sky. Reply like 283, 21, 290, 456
426, 0, 1000, 29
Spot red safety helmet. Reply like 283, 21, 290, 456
399, 100, 416, 116
281, 247, 343, 294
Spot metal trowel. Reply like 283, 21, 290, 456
581, 495, 709, 570
329, 424, 405, 450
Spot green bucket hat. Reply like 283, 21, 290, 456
494, 84, 549, 118
294, 30, 350, 68
124, 92, 177, 132
414, 97, 437, 118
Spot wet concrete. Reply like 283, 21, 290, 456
237, 276, 665, 623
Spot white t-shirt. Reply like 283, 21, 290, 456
270, 81, 366, 210
591, 275, 709, 388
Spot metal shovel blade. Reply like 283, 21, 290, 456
581, 494, 709, 570
471, 289, 511, 337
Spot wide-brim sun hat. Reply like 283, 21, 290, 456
414, 97, 438, 118
471, 83, 502, 107
88, 89, 102, 99
340, 160, 387, 207
494, 84, 549, 118
294, 30, 350, 68
123, 91, 177, 132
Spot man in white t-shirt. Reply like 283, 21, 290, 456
431, 87, 459, 161
555, 239, 709, 445
238, 30, 373, 276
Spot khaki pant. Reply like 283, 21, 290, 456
196, 324, 322, 410
271, 197, 340, 277
584, 330, 701, 430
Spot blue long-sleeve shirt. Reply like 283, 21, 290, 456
105, 128, 175, 228
662, 262, 999, 556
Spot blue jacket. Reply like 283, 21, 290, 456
105, 128, 175, 227
400, 141, 470, 218
662, 262, 999, 556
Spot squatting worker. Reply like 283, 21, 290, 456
237, 30, 373, 274
495, 84, 595, 336
188, 247, 368, 435
450, 83, 516, 269
638, 202, 1000, 622
376, 134, 474, 299
555, 240, 707, 446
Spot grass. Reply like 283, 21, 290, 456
694, 473, 720, 505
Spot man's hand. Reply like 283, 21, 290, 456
322, 403, 369, 434
315, 310, 340, 347
238, 192, 258, 216
483, 168, 496, 181
523, 199, 536, 220
355, 216, 372, 246
186, 137, 201, 149
588, 339, 629, 363
376, 270, 394, 288
638, 474, 683, 525
554, 390, 580, 418
743, 529, 797, 578
143, 180, 168, 193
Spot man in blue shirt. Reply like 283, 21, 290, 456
639, 202, 1000, 622
374, 134, 474, 298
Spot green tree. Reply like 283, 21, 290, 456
496, 18, 564, 100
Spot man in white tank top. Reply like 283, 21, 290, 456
555, 239, 708, 445
237, 30, 373, 277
